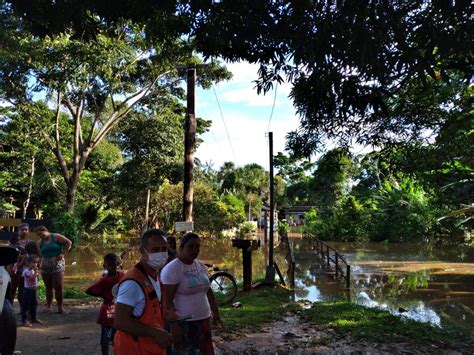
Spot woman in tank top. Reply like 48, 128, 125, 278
161, 233, 223, 355
36, 225, 72, 314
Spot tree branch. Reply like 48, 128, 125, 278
63, 96, 76, 117
53, 91, 70, 184
77, 95, 85, 149
91, 73, 164, 149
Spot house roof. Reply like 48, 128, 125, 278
283, 206, 315, 213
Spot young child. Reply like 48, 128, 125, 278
86, 253, 124, 355
21, 255, 43, 327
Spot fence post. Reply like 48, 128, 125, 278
346, 264, 350, 288
326, 245, 330, 267
335, 253, 338, 278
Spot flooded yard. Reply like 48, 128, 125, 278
65, 234, 474, 334
294, 239, 474, 334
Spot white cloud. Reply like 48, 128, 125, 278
196, 112, 300, 168
219, 87, 283, 107
225, 62, 261, 84
195, 60, 302, 169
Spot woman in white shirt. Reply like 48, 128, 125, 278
161, 233, 223, 355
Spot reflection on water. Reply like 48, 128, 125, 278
330, 241, 474, 333
66, 236, 474, 334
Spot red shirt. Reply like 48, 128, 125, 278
87, 271, 124, 327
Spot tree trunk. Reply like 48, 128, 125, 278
22, 155, 35, 219
144, 188, 151, 229
65, 181, 77, 213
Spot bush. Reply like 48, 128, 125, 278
303, 208, 337, 240
334, 196, 374, 242
278, 219, 289, 237
52, 212, 81, 246
369, 179, 437, 242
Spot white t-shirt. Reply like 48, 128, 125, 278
116, 275, 162, 318
161, 259, 211, 321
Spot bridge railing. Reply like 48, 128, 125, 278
312, 238, 350, 288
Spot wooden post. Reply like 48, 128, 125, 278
265, 132, 275, 283
346, 264, 351, 288
242, 248, 252, 291
183, 66, 196, 222
290, 260, 295, 288
335, 253, 339, 278
263, 209, 268, 244
326, 245, 330, 267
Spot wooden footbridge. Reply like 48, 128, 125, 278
310, 238, 351, 288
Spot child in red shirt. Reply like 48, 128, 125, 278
86, 253, 124, 355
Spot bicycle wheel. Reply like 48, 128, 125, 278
209, 272, 237, 306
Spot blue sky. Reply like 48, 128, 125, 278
194, 61, 300, 170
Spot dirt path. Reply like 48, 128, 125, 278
214, 315, 470, 354
14, 303, 472, 354
14, 301, 102, 355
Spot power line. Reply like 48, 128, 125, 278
267, 82, 278, 132
199, 105, 224, 153
212, 86, 237, 162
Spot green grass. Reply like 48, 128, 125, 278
299, 301, 468, 344
37, 280, 97, 300
220, 285, 292, 332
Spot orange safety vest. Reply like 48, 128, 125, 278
114, 263, 166, 355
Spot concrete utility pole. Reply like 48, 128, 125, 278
182, 65, 196, 222
266, 131, 276, 283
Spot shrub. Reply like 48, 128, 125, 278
52, 212, 81, 246
303, 208, 337, 240
369, 179, 437, 242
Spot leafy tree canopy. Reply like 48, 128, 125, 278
7, 0, 472, 155
1, 2, 230, 212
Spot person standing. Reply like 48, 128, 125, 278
161, 232, 223, 355
114, 229, 172, 355
8, 223, 31, 304
35, 225, 72, 314
21, 255, 43, 327
86, 253, 124, 355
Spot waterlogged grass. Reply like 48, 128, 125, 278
220, 285, 291, 332
299, 301, 468, 344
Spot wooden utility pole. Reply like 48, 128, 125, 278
183, 65, 196, 222
266, 131, 276, 283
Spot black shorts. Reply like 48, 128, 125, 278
100, 326, 116, 346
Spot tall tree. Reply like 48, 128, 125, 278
1, 7, 229, 212
310, 148, 354, 212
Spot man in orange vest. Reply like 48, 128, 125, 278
114, 229, 172, 355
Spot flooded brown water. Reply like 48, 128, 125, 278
328, 241, 474, 334
65, 235, 474, 334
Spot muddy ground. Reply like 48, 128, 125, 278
13, 302, 472, 354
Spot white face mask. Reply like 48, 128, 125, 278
146, 251, 168, 270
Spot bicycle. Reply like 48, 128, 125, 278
206, 264, 237, 306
